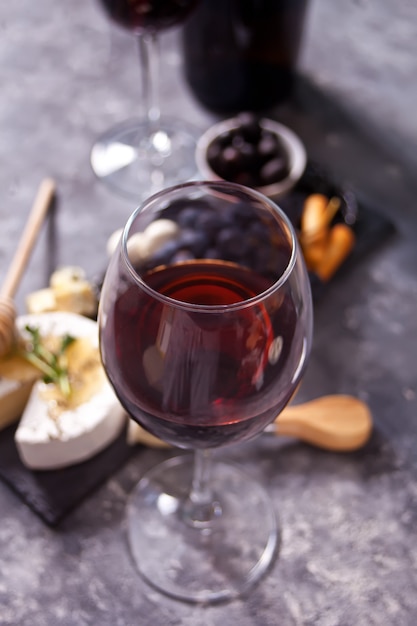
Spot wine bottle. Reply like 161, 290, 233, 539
182, 0, 309, 113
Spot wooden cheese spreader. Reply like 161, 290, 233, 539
128, 394, 373, 452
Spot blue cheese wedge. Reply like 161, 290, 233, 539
14, 312, 126, 470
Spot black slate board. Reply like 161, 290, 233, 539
0, 422, 136, 526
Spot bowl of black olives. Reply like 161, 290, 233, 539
196, 113, 307, 199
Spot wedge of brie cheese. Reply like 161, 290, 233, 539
14, 312, 126, 470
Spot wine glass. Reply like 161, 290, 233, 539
91, 0, 199, 201
99, 181, 313, 603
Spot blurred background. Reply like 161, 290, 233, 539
301, 0, 417, 172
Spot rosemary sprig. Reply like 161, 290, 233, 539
21, 325, 76, 397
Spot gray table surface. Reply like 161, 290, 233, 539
1, 1, 417, 625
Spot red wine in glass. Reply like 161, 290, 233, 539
98, 0, 198, 33
91, 0, 200, 200
103, 260, 300, 449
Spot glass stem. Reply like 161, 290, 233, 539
137, 31, 161, 137
183, 449, 221, 528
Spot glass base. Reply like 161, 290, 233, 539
90, 117, 199, 202
127, 454, 279, 604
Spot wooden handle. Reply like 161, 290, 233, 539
1, 178, 55, 299
274, 395, 372, 451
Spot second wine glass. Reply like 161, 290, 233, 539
91, 0, 199, 200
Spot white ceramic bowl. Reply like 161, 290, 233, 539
195, 116, 307, 200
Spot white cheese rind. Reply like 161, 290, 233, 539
14, 312, 127, 470
15, 381, 125, 469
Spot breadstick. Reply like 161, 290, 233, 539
315, 223, 355, 281
300, 193, 328, 237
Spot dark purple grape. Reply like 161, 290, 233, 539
204, 247, 222, 260
177, 229, 210, 256
206, 117, 290, 188
172, 249, 195, 263
147, 239, 180, 268
258, 132, 280, 160
222, 146, 241, 168
260, 157, 289, 185
247, 219, 271, 244
216, 227, 250, 259
195, 211, 224, 238
177, 207, 199, 228
235, 112, 262, 144
227, 202, 257, 225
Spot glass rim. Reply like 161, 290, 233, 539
121, 180, 298, 313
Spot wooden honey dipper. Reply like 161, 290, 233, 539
0, 178, 56, 358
